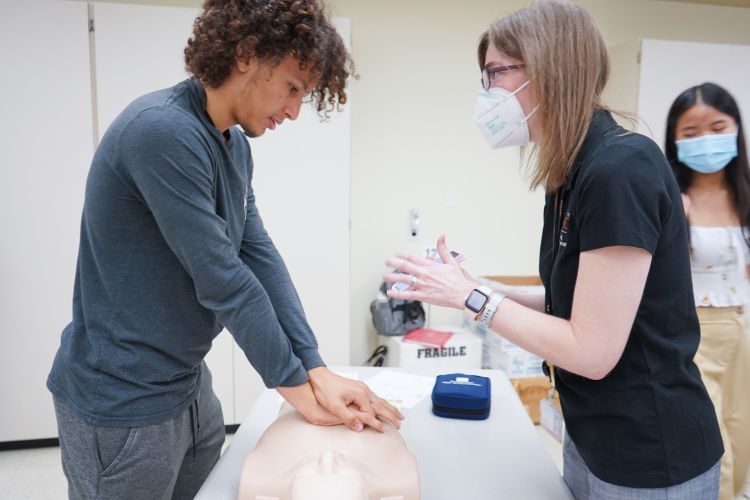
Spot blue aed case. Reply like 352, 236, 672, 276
431, 373, 491, 420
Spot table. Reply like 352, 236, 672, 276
195, 367, 573, 500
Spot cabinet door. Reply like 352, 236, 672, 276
0, 0, 94, 441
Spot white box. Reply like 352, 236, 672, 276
466, 316, 544, 378
489, 350, 544, 378
382, 327, 482, 370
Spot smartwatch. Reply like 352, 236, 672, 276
464, 285, 494, 315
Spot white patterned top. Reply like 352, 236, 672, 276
690, 226, 750, 307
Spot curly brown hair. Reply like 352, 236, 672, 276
185, 0, 353, 117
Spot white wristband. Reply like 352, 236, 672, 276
478, 291, 506, 330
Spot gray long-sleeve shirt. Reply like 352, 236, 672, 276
47, 79, 324, 427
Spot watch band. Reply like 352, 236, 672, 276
477, 285, 493, 301
477, 290, 506, 330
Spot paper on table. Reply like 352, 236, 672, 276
364, 371, 436, 409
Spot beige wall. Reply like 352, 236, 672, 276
330, 0, 750, 365
81, 0, 750, 365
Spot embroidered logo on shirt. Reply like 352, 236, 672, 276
559, 211, 571, 248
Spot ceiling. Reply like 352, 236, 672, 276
652, 0, 750, 7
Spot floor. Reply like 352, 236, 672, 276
0, 437, 234, 499
0, 429, 748, 499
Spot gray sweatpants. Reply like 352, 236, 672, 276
53, 371, 225, 500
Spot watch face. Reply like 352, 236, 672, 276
465, 289, 488, 313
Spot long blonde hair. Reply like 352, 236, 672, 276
479, 0, 610, 192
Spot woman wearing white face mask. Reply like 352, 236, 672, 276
384, 1, 723, 498
665, 82, 750, 500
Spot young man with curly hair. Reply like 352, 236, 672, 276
47, 1, 402, 498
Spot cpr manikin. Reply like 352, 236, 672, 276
238, 405, 420, 500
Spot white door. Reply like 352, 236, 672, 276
92, 3, 200, 138
0, 0, 94, 441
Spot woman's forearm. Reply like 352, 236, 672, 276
487, 299, 608, 379
501, 288, 545, 312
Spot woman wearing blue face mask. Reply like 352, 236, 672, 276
384, 0, 723, 498
665, 82, 750, 500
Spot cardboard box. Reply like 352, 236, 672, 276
510, 376, 561, 424
382, 327, 482, 370
482, 275, 542, 286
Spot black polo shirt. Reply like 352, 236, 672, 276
539, 110, 723, 488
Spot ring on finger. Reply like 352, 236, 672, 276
410, 274, 418, 291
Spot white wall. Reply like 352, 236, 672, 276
63, 0, 750, 368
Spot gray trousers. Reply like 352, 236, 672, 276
563, 434, 720, 500
53, 371, 225, 500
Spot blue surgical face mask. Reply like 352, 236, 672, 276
676, 133, 738, 174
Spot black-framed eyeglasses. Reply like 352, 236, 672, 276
481, 64, 526, 90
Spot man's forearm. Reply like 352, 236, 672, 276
240, 199, 324, 370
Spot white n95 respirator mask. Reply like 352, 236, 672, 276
473, 80, 537, 149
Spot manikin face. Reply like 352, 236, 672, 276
288, 450, 368, 500
675, 102, 737, 141
483, 43, 540, 143
232, 55, 316, 138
